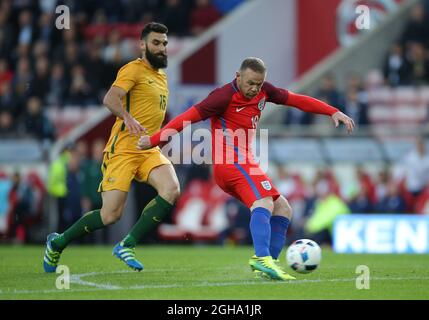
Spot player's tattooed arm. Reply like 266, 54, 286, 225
103, 86, 146, 136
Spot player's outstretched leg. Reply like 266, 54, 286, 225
113, 164, 178, 272
248, 201, 295, 281
43, 209, 105, 273
113, 195, 173, 271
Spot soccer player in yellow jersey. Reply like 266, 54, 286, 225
43, 23, 180, 272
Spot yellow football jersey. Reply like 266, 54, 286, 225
104, 58, 168, 154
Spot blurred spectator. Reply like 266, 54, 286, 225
37, 12, 54, 44
47, 147, 71, 232
347, 187, 373, 213
62, 42, 81, 76
7, 172, 35, 243
283, 102, 313, 125
75, 140, 89, 164
0, 171, 12, 239
100, 0, 125, 23
84, 42, 109, 101
17, 10, 36, 46
32, 40, 49, 60
80, 139, 106, 243
80, 139, 103, 213
12, 57, 33, 112
18, 96, 55, 141
343, 89, 369, 126
313, 168, 341, 196
66, 65, 95, 106
0, 59, 13, 89
403, 42, 429, 85
159, 0, 189, 37
364, 69, 385, 91
0, 2, 14, 58
315, 74, 345, 109
275, 166, 308, 200
218, 198, 251, 245
189, 0, 222, 36
304, 180, 350, 245
376, 180, 406, 213
0, 82, 17, 115
346, 72, 368, 104
383, 43, 409, 86
62, 148, 83, 232
274, 166, 308, 243
357, 167, 377, 204
102, 30, 133, 65
401, 3, 429, 47
46, 63, 68, 107
375, 169, 390, 202
29, 56, 50, 101
397, 138, 429, 197
0, 110, 17, 137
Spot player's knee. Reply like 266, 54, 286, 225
100, 207, 123, 225
283, 200, 293, 219
158, 182, 180, 204
251, 197, 274, 212
274, 196, 293, 219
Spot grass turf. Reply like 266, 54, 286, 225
0, 245, 428, 300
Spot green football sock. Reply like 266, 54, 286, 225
52, 209, 105, 251
122, 195, 173, 247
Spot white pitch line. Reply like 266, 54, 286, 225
2, 274, 429, 296
70, 271, 126, 290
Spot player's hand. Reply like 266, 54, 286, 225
124, 113, 146, 136
331, 111, 355, 134
137, 135, 152, 150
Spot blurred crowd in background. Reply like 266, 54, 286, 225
0, 0, 243, 140
285, 2, 429, 126
1, 0, 429, 245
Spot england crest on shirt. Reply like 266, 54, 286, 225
258, 97, 266, 110
261, 180, 272, 191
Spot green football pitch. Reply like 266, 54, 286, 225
0, 245, 428, 300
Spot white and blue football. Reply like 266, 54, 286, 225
286, 239, 322, 274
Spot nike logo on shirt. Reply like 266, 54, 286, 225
236, 107, 246, 112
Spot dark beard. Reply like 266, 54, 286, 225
145, 48, 168, 69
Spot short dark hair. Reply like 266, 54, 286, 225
239, 57, 266, 73
140, 22, 168, 40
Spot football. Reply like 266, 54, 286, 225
286, 239, 322, 274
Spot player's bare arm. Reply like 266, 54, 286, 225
103, 86, 146, 136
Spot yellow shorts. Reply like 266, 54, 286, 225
98, 148, 171, 193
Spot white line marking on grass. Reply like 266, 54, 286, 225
70, 271, 128, 290
2, 274, 429, 296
